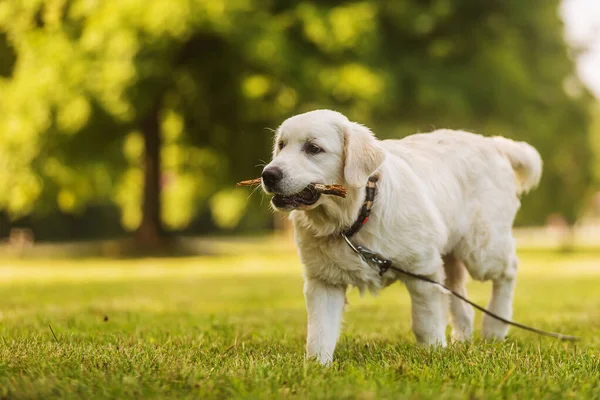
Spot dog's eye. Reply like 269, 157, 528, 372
304, 143, 323, 155
278, 141, 286, 151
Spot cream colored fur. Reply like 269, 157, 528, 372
263, 109, 542, 364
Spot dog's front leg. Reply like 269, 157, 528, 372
303, 278, 346, 365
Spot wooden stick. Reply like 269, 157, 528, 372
312, 184, 347, 198
236, 178, 347, 198
236, 178, 262, 187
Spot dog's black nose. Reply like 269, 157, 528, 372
262, 167, 283, 189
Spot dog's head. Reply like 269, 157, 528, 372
262, 110, 384, 211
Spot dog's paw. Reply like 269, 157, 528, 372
482, 317, 509, 340
451, 323, 474, 342
306, 351, 333, 366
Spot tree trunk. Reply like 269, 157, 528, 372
135, 104, 165, 249
559, 224, 576, 253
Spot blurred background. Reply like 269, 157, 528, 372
0, 0, 599, 255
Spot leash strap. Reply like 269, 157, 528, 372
342, 177, 580, 342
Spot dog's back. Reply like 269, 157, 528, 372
381, 130, 542, 260
383, 129, 541, 202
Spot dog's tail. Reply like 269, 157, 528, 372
492, 136, 542, 195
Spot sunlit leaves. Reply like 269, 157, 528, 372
0, 0, 593, 231
162, 172, 198, 230
115, 168, 143, 230
209, 188, 249, 230
325, 63, 385, 103
161, 143, 224, 229
123, 132, 144, 164
0, 171, 42, 216
57, 95, 91, 134
242, 75, 272, 99
297, 2, 378, 56
161, 110, 184, 142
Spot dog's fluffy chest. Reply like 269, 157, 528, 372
294, 228, 397, 292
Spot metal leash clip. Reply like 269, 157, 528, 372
341, 233, 391, 276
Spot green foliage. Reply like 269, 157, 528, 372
1, 248, 599, 398
0, 0, 594, 232
0, 0, 245, 231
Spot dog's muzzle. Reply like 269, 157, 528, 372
271, 186, 321, 210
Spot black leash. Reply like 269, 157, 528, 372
342, 176, 580, 342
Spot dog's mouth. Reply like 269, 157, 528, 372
272, 186, 321, 210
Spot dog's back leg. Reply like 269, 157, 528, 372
481, 249, 518, 340
443, 253, 475, 341
458, 232, 519, 341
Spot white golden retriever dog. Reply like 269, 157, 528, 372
261, 109, 542, 364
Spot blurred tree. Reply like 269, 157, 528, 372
0, 0, 265, 248
0, 0, 593, 246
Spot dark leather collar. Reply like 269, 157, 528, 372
343, 175, 378, 238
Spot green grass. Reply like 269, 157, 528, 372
0, 244, 599, 399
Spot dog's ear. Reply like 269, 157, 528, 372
343, 122, 385, 188
272, 130, 282, 157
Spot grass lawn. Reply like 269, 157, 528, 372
0, 242, 599, 399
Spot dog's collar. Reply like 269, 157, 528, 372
343, 175, 378, 238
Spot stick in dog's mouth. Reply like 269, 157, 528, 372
236, 178, 347, 198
